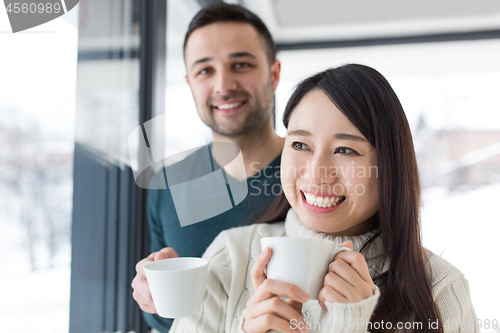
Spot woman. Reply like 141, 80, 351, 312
170, 64, 477, 333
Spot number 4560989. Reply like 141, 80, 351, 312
6, 3, 61, 14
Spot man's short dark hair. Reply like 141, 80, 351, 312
183, 3, 277, 65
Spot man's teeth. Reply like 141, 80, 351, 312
217, 102, 243, 110
302, 192, 344, 208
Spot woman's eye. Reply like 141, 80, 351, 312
335, 147, 358, 155
292, 142, 309, 150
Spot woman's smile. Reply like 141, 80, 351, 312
300, 189, 346, 213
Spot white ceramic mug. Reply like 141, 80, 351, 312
260, 237, 351, 300
144, 257, 208, 318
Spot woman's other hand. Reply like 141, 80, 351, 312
318, 241, 375, 310
243, 246, 310, 333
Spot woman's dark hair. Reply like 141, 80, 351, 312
260, 64, 442, 333
183, 3, 276, 65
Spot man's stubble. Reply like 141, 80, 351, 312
202, 77, 275, 139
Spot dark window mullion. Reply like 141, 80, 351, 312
104, 164, 120, 331
133, 0, 167, 332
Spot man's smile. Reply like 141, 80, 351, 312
212, 100, 248, 114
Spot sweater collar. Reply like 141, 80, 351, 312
284, 208, 384, 260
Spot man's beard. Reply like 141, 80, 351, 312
203, 79, 274, 138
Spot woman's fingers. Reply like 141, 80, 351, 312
251, 247, 272, 291
244, 313, 299, 333
329, 257, 367, 290
244, 297, 308, 333
318, 284, 348, 310
323, 271, 371, 302
286, 298, 303, 314
246, 256, 311, 333
333, 249, 372, 284
247, 279, 310, 307
330, 252, 376, 297
317, 242, 375, 308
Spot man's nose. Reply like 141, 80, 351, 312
214, 70, 237, 95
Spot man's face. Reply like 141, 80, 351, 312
184, 22, 280, 138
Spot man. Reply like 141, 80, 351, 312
131, 3, 284, 332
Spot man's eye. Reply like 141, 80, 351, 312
234, 62, 250, 69
198, 68, 212, 75
335, 147, 358, 155
292, 142, 309, 150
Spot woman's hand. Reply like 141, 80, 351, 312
318, 241, 375, 310
243, 247, 310, 333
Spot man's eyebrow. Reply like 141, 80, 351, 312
228, 51, 257, 59
191, 57, 212, 70
190, 52, 257, 70
287, 129, 368, 142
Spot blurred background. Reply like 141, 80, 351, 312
0, 0, 499, 332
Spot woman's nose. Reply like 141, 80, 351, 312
302, 155, 338, 185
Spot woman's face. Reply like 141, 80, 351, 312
281, 89, 379, 236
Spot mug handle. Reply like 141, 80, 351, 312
328, 246, 352, 268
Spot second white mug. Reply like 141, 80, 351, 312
144, 257, 208, 318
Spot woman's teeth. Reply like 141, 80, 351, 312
302, 191, 345, 208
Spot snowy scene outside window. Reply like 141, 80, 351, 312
0, 6, 78, 333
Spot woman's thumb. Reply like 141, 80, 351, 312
340, 240, 353, 250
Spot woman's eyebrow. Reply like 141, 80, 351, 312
288, 129, 368, 142
287, 129, 311, 136
334, 133, 368, 142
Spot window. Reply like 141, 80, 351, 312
0, 6, 79, 333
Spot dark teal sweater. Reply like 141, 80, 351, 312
143, 145, 281, 332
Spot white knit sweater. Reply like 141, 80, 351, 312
170, 209, 478, 333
